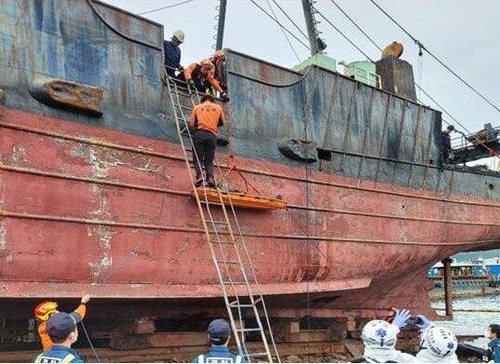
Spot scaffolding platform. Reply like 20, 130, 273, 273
195, 187, 287, 210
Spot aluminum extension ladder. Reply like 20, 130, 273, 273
165, 77, 280, 363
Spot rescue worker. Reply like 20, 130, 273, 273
181, 59, 229, 102
164, 30, 185, 79
193, 318, 244, 363
484, 324, 500, 363
190, 95, 228, 188
416, 323, 459, 363
210, 50, 227, 92
441, 124, 455, 164
359, 309, 416, 363
34, 294, 90, 350
32, 311, 86, 363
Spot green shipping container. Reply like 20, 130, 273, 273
292, 54, 337, 73
344, 60, 379, 87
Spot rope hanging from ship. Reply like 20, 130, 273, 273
86, 1, 500, 360
85, 0, 162, 51
369, 0, 500, 115
316, 1, 500, 161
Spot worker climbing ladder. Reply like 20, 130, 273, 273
165, 77, 280, 363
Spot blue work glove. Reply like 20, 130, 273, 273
392, 308, 411, 328
416, 315, 432, 332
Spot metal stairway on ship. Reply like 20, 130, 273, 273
165, 76, 280, 363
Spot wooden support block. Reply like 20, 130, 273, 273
345, 339, 363, 358
134, 319, 156, 334
148, 332, 208, 347
347, 317, 357, 331
289, 321, 300, 334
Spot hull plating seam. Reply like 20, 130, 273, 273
1, 163, 500, 228
1, 121, 499, 208
0, 210, 497, 247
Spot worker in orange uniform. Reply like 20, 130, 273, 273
34, 294, 90, 350
182, 59, 229, 102
190, 95, 228, 187
210, 50, 227, 92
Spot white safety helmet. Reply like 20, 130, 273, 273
172, 30, 185, 43
361, 320, 398, 348
421, 326, 457, 357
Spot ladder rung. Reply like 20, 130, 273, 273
211, 240, 235, 244
216, 260, 239, 265
174, 90, 191, 97
228, 303, 254, 308
236, 327, 262, 332
175, 104, 192, 110
247, 352, 270, 358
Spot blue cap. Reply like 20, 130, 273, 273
208, 319, 231, 344
46, 312, 82, 340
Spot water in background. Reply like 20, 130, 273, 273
432, 295, 500, 347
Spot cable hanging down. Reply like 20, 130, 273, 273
369, 0, 500, 114
320, 0, 499, 159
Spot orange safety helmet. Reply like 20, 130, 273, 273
34, 301, 58, 321
201, 58, 214, 67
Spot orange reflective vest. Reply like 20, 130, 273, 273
184, 61, 224, 94
190, 101, 227, 135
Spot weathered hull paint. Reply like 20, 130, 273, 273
2, 106, 499, 318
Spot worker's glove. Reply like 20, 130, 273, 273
187, 79, 196, 89
392, 308, 411, 329
220, 92, 230, 102
415, 315, 432, 332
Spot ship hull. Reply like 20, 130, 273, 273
2, 106, 500, 319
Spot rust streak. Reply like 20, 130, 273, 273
0, 163, 499, 227
1, 121, 499, 208
0, 210, 497, 247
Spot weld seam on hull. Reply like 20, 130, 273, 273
1, 163, 498, 227
1, 120, 499, 208
0, 210, 497, 247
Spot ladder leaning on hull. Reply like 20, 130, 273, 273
165, 77, 280, 363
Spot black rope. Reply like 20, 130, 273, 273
86, 0, 162, 51
138, 0, 195, 15
227, 68, 311, 88
369, 0, 500, 114
248, 0, 311, 50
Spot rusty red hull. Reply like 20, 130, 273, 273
2, 106, 500, 318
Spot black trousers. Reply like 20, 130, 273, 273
177, 73, 208, 93
193, 129, 217, 178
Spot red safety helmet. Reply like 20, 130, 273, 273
34, 301, 58, 321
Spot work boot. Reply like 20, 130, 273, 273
194, 175, 203, 187
206, 176, 216, 188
